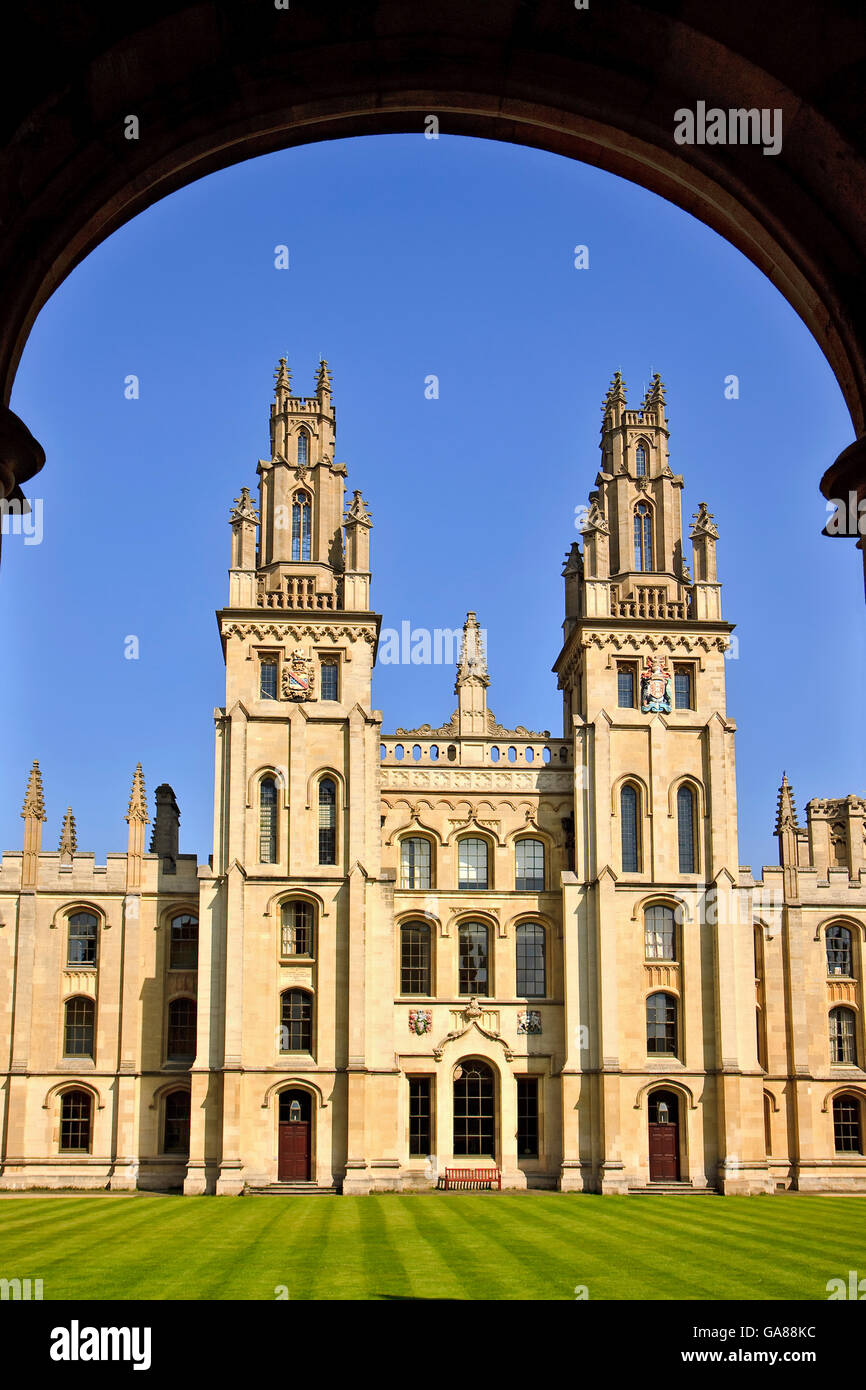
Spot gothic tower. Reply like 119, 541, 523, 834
553, 372, 768, 1194
186, 359, 386, 1195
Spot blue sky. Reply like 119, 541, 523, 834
2, 133, 862, 871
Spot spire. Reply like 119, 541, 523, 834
456, 611, 489, 688
315, 358, 332, 397
775, 772, 799, 834
21, 760, 46, 822
126, 763, 149, 824
59, 807, 77, 864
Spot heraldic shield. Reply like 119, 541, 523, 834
640, 655, 672, 714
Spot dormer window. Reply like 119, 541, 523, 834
635, 443, 647, 476
634, 501, 654, 571
292, 490, 311, 562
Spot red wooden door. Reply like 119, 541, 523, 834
279, 1119, 311, 1180
648, 1121, 679, 1181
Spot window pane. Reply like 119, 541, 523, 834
830, 1008, 856, 1064
401, 923, 431, 994
826, 927, 853, 977
453, 1061, 495, 1157
515, 839, 544, 891
163, 1091, 191, 1156
621, 785, 639, 872
409, 1078, 432, 1156
318, 779, 337, 864
401, 837, 431, 890
677, 785, 695, 873
281, 901, 313, 956
167, 998, 197, 1060
646, 992, 677, 1055
674, 667, 691, 709
67, 912, 97, 966
834, 1097, 862, 1153
617, 667, 635, 708
517, 1077, 539, 1157
169, 914, 198, 970
320, 662, 339, 701
60, 1090, 92, 1152
458, 838, 488, 890
516, 924, 545, 997
63, 997, 95, 1058
280, 990, 312, 1052
635, 444, 647, 477
644, 905, 676, 961
259, 778, 277, 863
459, 924, 489, 995
292, 490, 311, 562
260, 659, 278, 699
297, 431, 308, 466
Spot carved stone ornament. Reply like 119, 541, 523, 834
408, 1008, 433, 1036
640, 654, 672, 714
432, 997, 514, 1061
281, 646, 316, 702
517, 1010, 542, 1035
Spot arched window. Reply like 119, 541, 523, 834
633, 501, 654, 570
292, 489, 312, 562
453, 1060, 495, 1157
60, 1089, 92, 1153
515, 838, 545, 891
318, 778, 337, 864
830, 1007, 857, 1065
400, 921, 431, 994
169, 913, 198, 970
677, 784, 696, 873
280, 989, 313, 1053
166, 998, 197, 1061
646, 992, 678, 1056
280, 900, 314, 957
458, 837, 489, 890
67, 911, 97, 966
259, 777, 277, 863
458, 922, 489, 996
635, 442, 647, 476
63, 997, 95, 1058
163, 1090, 191, 1156
826, 925, 853, 977
833, 1094, 863, 1153
297, 429, 309, 467
644, 905, 676, 961
620, 783, 640, 873
401, 836, 432, 890
516, 923, 546, 997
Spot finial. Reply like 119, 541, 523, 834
775, 772, 799, 834
344, 489, 372, 526
230, 486, 260, 525
59, 807, 77, 859
690, 501, 719, 540
21, 760, 46, 821
125, 763, 149, 824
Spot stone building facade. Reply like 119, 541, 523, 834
1, 362, 864, 1195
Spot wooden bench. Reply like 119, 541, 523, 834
442, 1166, 501, 1191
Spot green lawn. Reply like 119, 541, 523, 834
0, 1192, 863, 1300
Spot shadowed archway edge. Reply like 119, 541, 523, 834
0, 0, 864, 556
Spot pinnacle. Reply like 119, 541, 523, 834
316, 358, 332, 395
125, 763, 149, 823
59, 806, 77, 856
21, 759, 46, 821
274, 357, 292, 394
775, 772, 799, 834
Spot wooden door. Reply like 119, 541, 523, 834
648, 1091, 679, 1181
278, 1091, 311, 1181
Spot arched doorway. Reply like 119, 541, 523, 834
278, 1089, 312, 1181
648, 1089, 680, 1182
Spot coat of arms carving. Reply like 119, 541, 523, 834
281, 647, 315, 702
517, 1010, 542, 1035
640, 655, 672, 714
409, 1009, 432, 1036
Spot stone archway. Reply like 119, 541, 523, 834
1, 2, 864, 580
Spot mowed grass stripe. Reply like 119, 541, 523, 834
428, 1194, 582, 1299
362, 1195, 468, 1300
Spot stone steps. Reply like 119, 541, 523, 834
244, 1182, 338, 1195
627, 1183, 718, 1195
